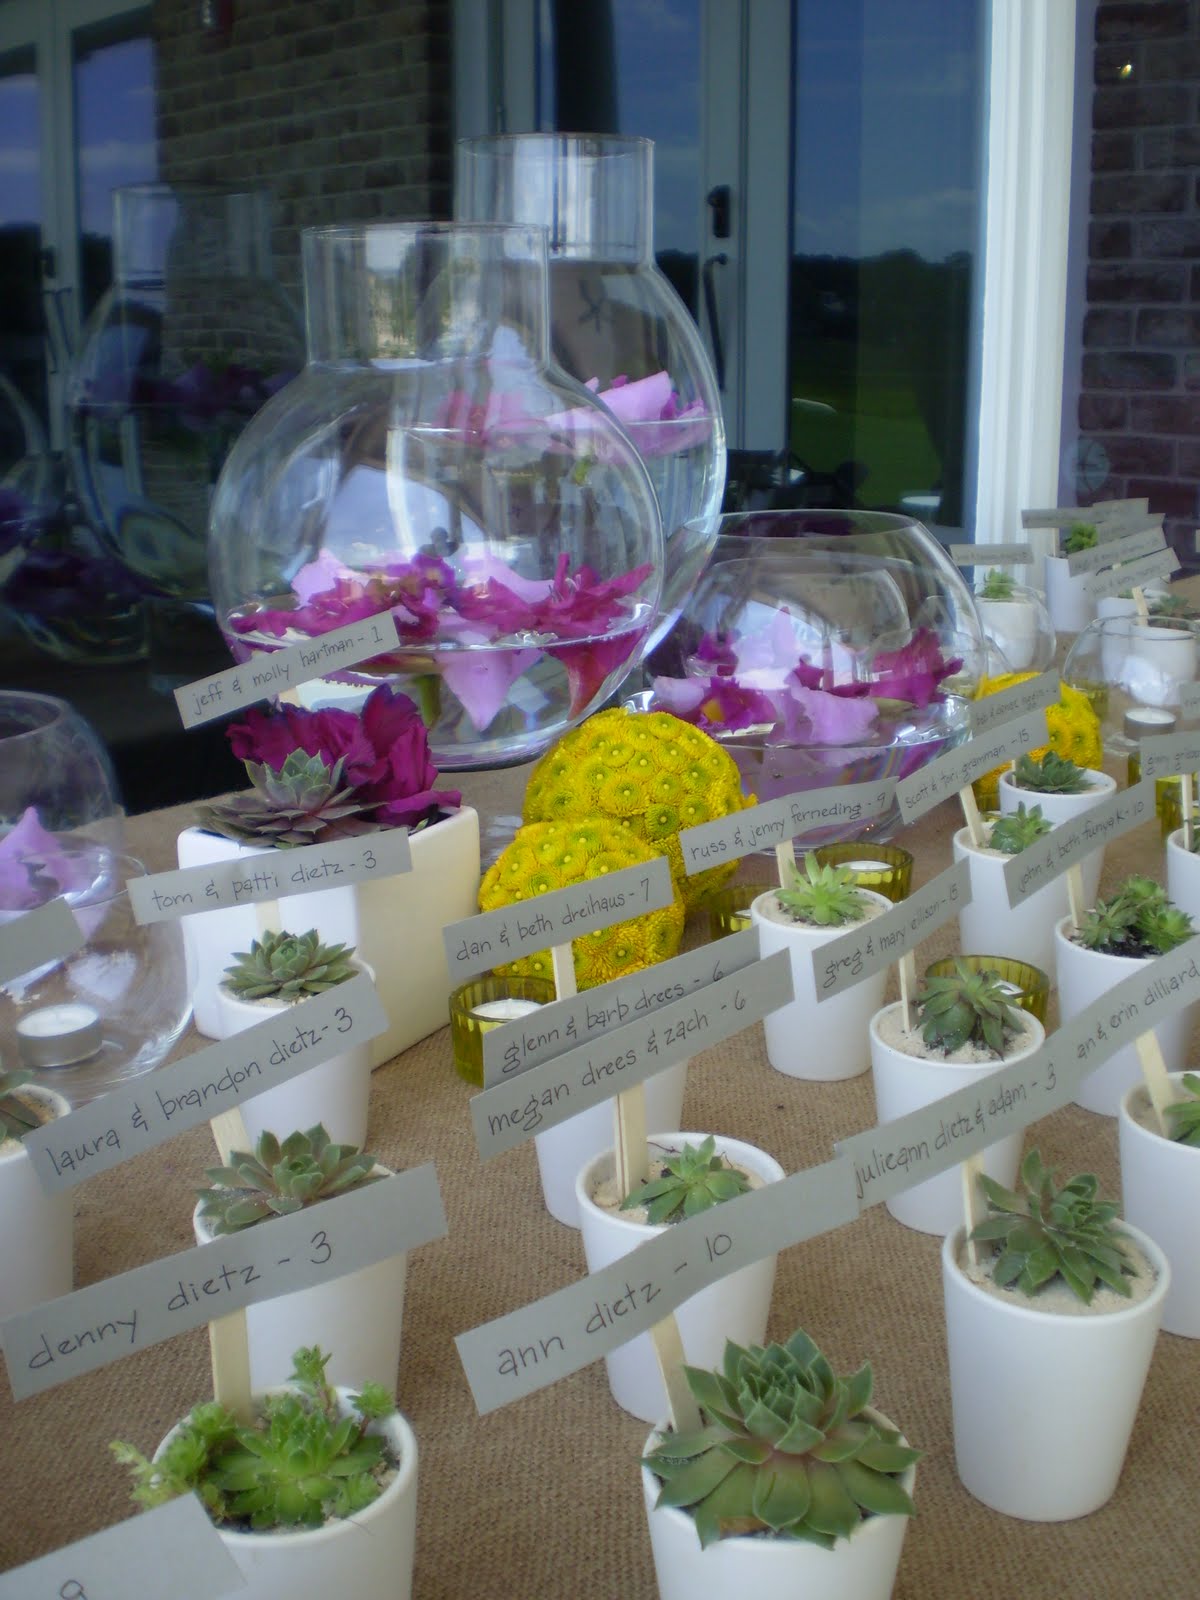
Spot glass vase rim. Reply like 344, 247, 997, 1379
456, 131, 653, 158
301, 219, 550, 246
0, 689, 75, 744
114, 180, 269, 201
690, 509, 940, 542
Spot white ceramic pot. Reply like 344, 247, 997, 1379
1165, 827, 1200, 927
997, 767, 1116, 909
193, 1194, 406, 1393
534, 1059, 688, 1228
750, 888, 890, 1080
868, 1002, 1038, 1235
1125, 623, 1197, 706
178, 807, 481, 1066
0, 1085, 73, 1321
977, 596, 1041, 672
1043, 555, 1092, 634
1119, 1074, 1200, 1338
952, 827, 1067, 976
157, 1391, 417, 1600
641, 1411, 914, 1600
1053, 916, 1193, 1115
212, 962, 374, 1151
941, 1223, 1168, 1520
576, 1133, 783, 1423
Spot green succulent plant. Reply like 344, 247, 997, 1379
987, 804, 1052, 855
775, 855, 866, 927
978, 568, 1017, 600
1012, 749, 1092, 794
916, 960, 1021, 1056
1075, 876, 1194, 959
642, 1330, 919, 1550
1063, 521, 1097, 554
969, 1149, 1138, 1304
223, 928, 357, 1001
620, 1136, 753, 1223
112, 1346, 397, 1530
0, 1069, 46, 1143
197, 1126, 381, 1234
198, 751, 379, 847
1165, 1073, 1200, 1147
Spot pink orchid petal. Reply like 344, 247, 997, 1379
292, 550, 354, 603
782, 685, 879, 745
649, 676, 707, 716
441, 648, 539, 731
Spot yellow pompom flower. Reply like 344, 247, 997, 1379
522, 707, 754, 908
478, 818, 686, 990
971, 672, 1103, 809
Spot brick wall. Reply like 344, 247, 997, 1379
152, 0, 452, 302
1080, 0, 1200, 559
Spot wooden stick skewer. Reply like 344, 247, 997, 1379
898, 950, 918, 1035
649, 1313, 701, 1435
1065, 863, 1086, 932
1135, 1029, 1181, 1139
1133, 584, 1150, 626
207, 1105, 254, 1422
1182, 771, 1195, 853
960, 1152, 988, 1271
775, 838, 797, 888
958, 784, 985, 849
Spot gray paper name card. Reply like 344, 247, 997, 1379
969, 671, 1060, 736
127, 828, 412, 926
455, 1156, 858, 1413
838, 935, 1200, 1209
949, 543, 1034, 566
1001, 779, 1155, 908
894, 708, 1049, 825
1066, 525, 1166, 576
1139, 731, 1200, 781
482, 928, 761, 1087
0, 1496, 245, 1600
23, 974, 387, 1192
678, 778, 896, 874
1021, 507, 1093, 528
1178, 681, 1200, 721
1084, 547, 1180, 599
442, 856, 674, 980
175, 612, 402, 729
813, 860, 971, 1001
2, 1164, 446, 1400
1093, 511, 1163, 543
0, 899, 83, 984
471, 952, 794, 1160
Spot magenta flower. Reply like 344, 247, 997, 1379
650, 673, 776, 733
692, 631, 738, 675
868, 628, 962, 708
440, 645, 539, 731
778, 683, 879, 746
0, 807, 94, 912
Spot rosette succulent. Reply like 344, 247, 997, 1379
222, 929, 357, 1001
643, 1329, 919, 1549
197, 1126, 381, 1233
620, 1136, 752, 1222
1064, 521, 1097, 554
113, 1346, 397, 1530
1165, 1073, 1200, 1147
1075, 876, 1194, 959
916, 960, 1021, 1056
987, 804, 1052, 855
1012, 749, 1092, 795
969, 1150, 1138, 1304
979, 569, 1017, 600
972, 674, 1102, 810
775, 855, 865, 927
0, 1069, 46, 1142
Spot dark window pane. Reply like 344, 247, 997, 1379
0, 46, 47, 440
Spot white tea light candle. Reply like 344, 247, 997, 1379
16, 1002, 103, 1068
472, 999, 544, 1024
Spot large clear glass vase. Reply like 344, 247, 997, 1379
455, 134, 725, 653
208, 222, 664, 770
67, 184, 303, 602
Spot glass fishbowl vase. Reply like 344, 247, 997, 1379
641, 510, 983, 843
456, 134, 725, 654
67, 184, 303, 602
208, 222, 664, 770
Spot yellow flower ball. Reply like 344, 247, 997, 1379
522, 707, 754, 908
970, 672, 1104, 809
477, 818, 685, 990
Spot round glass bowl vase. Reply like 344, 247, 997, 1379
1063, 615, 1200, 758
973, 579, 1055, 674
455, 134, 725, 655
644, 511, 982, 842
209, 222, 664, 771
67, 183, 304, 603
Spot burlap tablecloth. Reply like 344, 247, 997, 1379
2, 761, 1196, 1597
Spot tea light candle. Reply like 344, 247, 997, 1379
16, 1002, 103, 1068
841, 859, 893, 874
1125, 706, 1177, 739
471, 999, 544, 1024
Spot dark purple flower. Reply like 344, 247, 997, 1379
693, 632, 738, 676
868, 628, 961, 708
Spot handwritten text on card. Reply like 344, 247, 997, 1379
1001, 780, 1155, 907
678, 779, 896, 874
949, 543, 1033, 566
1066, 525, 1166, 575
894, 708, 1049, 825
969, 671, 1059, 736
0, 898, 83, 985
1137, 731, 1200, 782
813, 861, 970, 1000
1083, 547, 1180, 599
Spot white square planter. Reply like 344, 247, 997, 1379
178, 807, 480, 1067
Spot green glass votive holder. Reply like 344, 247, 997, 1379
812, 842, 914, 903
923, 955, 1050, 1025
449, 975, 557, 1086
1127, 751, 1196, 840
705, 883, 769, 941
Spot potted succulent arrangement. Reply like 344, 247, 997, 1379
0, 1068, 73, 1321
1043, 520, 1095, 634
1164, 816, 1200, 925
942, 1151, 1168, 1521
575, 1132, 785, 1422
640, 1328, 918, 1600
1054, 876, 1196, 1115
113, 1345, 418, 1600
869, 962, 1041, 1235
178, 686, 477, 1065
750, 857, 891, 1080
193, 1126, 405, 1392
215, 929, 372, 1149
974, 569, 1050, 673
1119, 1071, 1200, 1337
997, 749, 1115, 907
953, 804, 1068, 974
